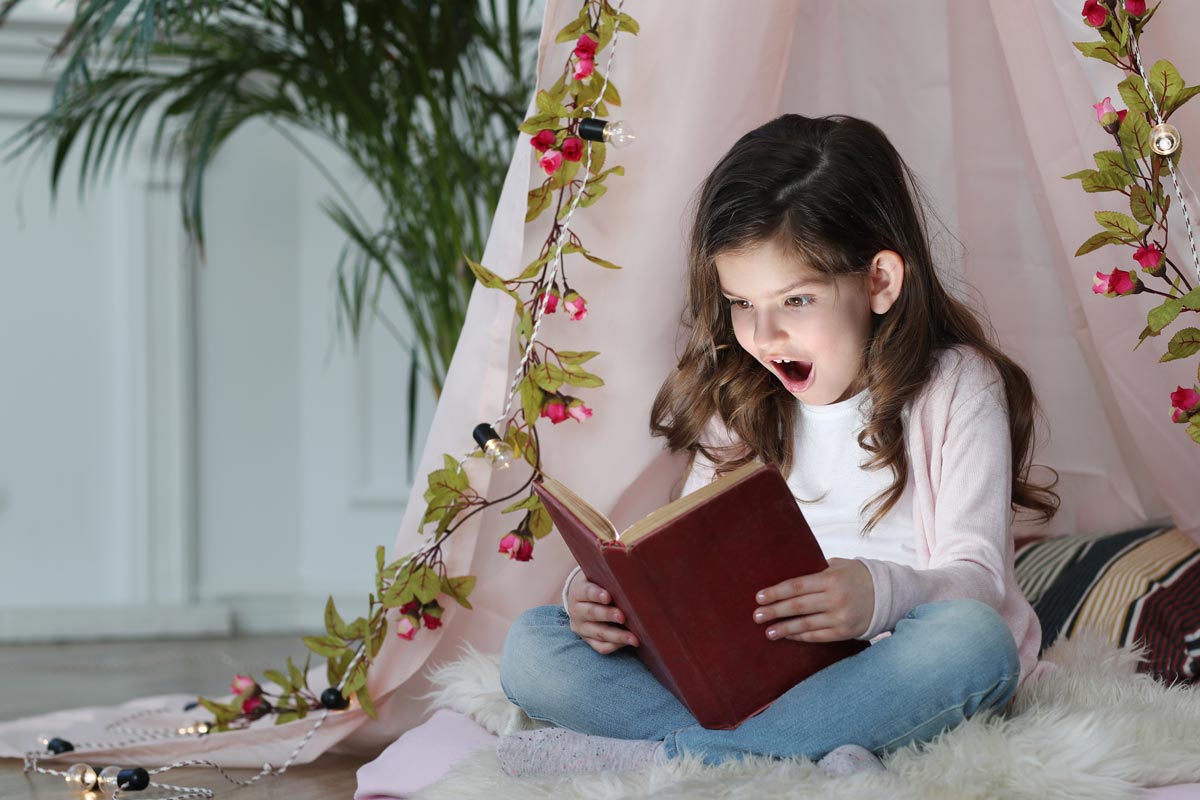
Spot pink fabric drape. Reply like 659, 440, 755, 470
2, 0, 1196, 772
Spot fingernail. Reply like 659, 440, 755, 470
753, 611, 765, 622
767, 629, 778, 639
756, 592, 767, 603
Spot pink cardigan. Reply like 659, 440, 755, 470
697, 345, 1053, 690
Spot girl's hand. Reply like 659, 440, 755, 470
566, 572, 640, 655
752, 558, 875, 642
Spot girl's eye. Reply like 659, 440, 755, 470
785, 296, 815, 308
726, 298, 750, 310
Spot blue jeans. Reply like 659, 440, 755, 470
499, 599, 1020, 765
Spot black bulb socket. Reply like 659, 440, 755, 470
46, 738, 74, 754
117, 767, 151, 791
321, 688, 350, 710
578, 118, 608, 142
473, 423, 500, 449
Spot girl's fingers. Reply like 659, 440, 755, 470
754, 592, 826, 623
763, 612, 839, 640
577, 621, 638, 648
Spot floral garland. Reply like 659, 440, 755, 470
1071, 0, 1200, 440
193, 0, 638, 730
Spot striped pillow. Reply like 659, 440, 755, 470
1013, 524, 1200, 685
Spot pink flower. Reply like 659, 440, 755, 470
574, 34, 598, 60
396, 616, 417, 640
562, 290, 587, 320
573, 57, 594, 81
1091, 268, 1140, 297
541, 399, 569, 424
567, 400, 593, 422
1093, 97, 1117, 122
241, 695, 266, 715
530, 129, 557, 153
1126, 0, 1146, 14
230, 675, 257, 695
561, 137, 583, 162
537, 287, 559, 314
423, 612, 443, 630
1171, 386, 1200, 423
1133, 243, 1164, 273
398, 600, 420, 616
1082, 0, 1108, 26
498, 532, 533, 561
539, 149, 563, 175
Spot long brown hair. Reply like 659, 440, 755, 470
649, 114, 1059, 535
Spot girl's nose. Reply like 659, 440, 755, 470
752, 308, 787, 350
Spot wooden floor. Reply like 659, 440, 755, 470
0, 636, 361, 800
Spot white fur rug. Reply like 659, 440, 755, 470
411, 634, 1200, 800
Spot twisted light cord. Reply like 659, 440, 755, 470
1128, 28, 1200, 284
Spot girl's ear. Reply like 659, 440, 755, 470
867, 251, 905, 315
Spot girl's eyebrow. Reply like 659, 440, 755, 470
719, 277, 826, 298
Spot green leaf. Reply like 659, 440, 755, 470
582, 252, 622, 269
1135, 323, 1158, 350
535, 90, 570, 118
325, 597, 350, 639
412, 565, 441, 604
530, 361, 568, 393
518, 113, 560, 137
1079, 168, 1135, 193
526, 184, 553, 224
1147, 59, 1185, 115
287, 656, 307, 692
1118, 107, 1153, 160
1093, 150, 1129, 173
343, 660, 368, 697
1170, 85, 1200, 116
528, 504, 554, 539
554, 17, 588, 44
520, 375, 545, 424
1187, 423, 1200, 445
356, 687, 378, 720
501, 493, 543, 514
579, 183, 608, 207
1148, 299, 1183, 333
561, 365, 604, 388
263, 669, 292, 691
1130, 185, 1156, 225
557, 350, 600, 366
1073, 41, 1125, 69
440, 575, 476, 610
302, 635, 346, 659
1160, 327, 1200, 362
602, 80, 622, 107
1118, 74, 1152, 116
1180, 286, 1200, 310
1074, 230, 1127, 257
1095, 210, 1142, 239
550, 158, 581, 190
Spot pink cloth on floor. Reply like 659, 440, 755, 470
354, 709, 497, 799
1141, 786, 1200, 800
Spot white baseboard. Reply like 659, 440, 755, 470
0, 593, 364, 642
0, 604, 234, 643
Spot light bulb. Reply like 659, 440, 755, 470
65, 763, 98, 790
602, 119, 636, 149
1151, 122, 1181, 156
97, 766, 122, 795
472, 423, 514, 469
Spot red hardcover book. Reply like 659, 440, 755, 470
532, 460, 868, 730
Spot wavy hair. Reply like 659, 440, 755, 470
649, 114, 1059, 535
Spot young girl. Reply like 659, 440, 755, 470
496, 114, 1060, 778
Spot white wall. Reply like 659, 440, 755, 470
0, 3, 437, 640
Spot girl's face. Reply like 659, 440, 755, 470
715, 238, 879, 406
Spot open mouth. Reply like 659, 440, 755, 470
769, 358, 814, 392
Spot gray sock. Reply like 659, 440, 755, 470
496, 726, 668, 777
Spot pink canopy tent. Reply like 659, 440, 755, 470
2, 0, 1198, 782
